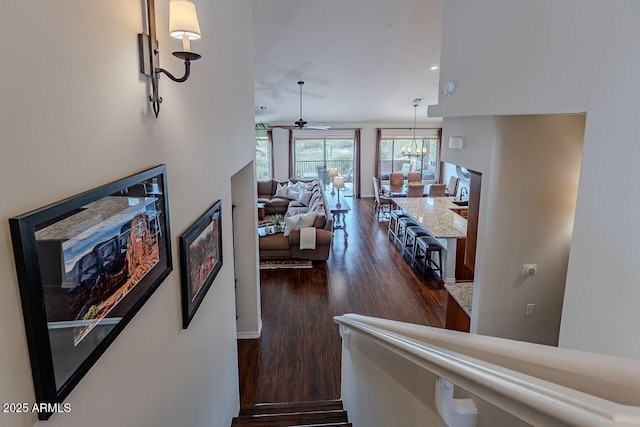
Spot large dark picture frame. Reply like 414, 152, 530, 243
9, 165, 172, 420
180, 200, 222, 328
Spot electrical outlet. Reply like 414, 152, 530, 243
526, 304, 535, 316
522, 264, 537, 276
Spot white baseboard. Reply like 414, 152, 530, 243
237, 318, 262, 339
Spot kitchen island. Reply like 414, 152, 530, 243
392, 196, 468, 283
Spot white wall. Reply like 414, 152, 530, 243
269, 120, 442, 197
0, 1, 254, 426
232, 163, 262, 338
432, 0, 640, 359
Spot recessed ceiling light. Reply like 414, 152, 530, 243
430, 65, 439, 71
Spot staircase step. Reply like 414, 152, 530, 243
239, 400, 344, 416
232, 410, 348, 426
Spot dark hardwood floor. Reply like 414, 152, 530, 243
237, 197, 448, 406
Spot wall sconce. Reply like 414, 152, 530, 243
138, 0, 202, 117
448, 136, 464, 150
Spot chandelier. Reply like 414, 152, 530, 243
401, 100, 426, 158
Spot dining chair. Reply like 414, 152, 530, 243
406, 183, 425, 197
372, 177, 394, 219
389, 172, 404, 192
427, 183, 447, 197
407, 172, 422, 184
445, 176, 460, 197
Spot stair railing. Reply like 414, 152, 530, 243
334, 313, 640, 427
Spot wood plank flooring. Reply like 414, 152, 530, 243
237, 197, 448, 406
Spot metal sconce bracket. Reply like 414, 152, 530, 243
138, 0, 201, 118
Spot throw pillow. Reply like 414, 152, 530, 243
287, 206, 310, 216
299, 180, 316, 191
286, 187, 299, 200
401, 163, 411, 174
287, 181, 302, 192
298, 190, 314, 206
274, 182, 288, 198
283, 212, 316, 237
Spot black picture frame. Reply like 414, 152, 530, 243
180, 200, 223, 328
9, 165, 172, 420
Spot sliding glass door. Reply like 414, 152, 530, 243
379, 137, 439, 183
294, 138, 355, 192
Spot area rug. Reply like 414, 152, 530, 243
259, 260, 313, 270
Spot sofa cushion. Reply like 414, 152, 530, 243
308, 192, 320, 207
286, 187, 299, 200
274, 182, 288, 198
313, 212, 326, 229
298, 190, 314, 206
259, 233, 290, 250
288, 200, 305, 208
270, 197, 290, 209
283, 212, 316, 237
287, 206, 310, 216
257, 180, 274, 196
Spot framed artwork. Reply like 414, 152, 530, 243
180, 200, 222, 328
9, 165, 172, 420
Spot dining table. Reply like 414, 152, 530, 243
382, 183, 428, 197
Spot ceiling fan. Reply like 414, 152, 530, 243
293, 81, 330, 130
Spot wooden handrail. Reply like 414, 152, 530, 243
334, 313, 640, 427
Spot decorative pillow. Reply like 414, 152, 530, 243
283, 212, 316, 237
287, 206, 310, 216
287, 181, 302, 192
298, 190, 314, 206
299, 180, 316, 191
401, 163, 412, 174
286, 187, 299, 200
274, 183, 288, 198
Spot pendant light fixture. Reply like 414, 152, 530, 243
401, 99, 427, 158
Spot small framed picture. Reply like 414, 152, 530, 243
180, 200, 223, 328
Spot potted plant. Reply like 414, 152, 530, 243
273, 214, 283, 232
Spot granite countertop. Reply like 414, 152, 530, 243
392, 197, 467, 238
445, 282, 473, 316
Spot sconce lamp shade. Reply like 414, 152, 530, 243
169, 0, 201, 40
328, 168, 339, 179
333, 176, 345, 189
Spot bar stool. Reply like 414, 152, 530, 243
395, 217, 418, 250
402, 226, 428, 263
388, 210, 408, 242
414, 235, 444, 280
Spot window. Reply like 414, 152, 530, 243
293, 137, 355, 189
255, 136, 271, 180
379, 137, 439, 183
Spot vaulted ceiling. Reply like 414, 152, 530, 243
253, 0, 443, 126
